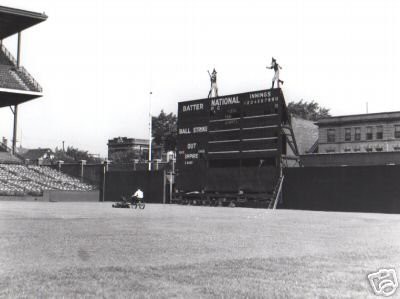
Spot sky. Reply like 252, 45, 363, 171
0, 0, 399, 157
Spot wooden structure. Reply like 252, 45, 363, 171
175, 88, 299, 207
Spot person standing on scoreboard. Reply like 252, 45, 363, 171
208, 68, 218, 98
266, 57, 284, 88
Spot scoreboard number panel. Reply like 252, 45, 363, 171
242, 90, 280, 117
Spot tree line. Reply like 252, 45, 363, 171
49, 100, 330, 163
151, 99, 330, 153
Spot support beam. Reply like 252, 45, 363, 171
12, 104, 18, 154
17, 32, 21, 67
80, 160, 87, 183
101, 160, 110, 202
163, 170, 166, 204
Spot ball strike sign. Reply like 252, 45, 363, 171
178, 126, 208, 135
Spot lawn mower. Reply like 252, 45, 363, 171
112, 196, 131, 208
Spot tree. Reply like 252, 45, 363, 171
152, 110, 177, 152
287, 100, 331, 121
110, 149, 147, 163
53, 146, 102, 163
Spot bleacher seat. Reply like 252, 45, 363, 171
0, 47, 40, 92
0, 164, 96, 196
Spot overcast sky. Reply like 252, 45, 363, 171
0, 0, 399, 157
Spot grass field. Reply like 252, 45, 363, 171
1, 201, 400, 298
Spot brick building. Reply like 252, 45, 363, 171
316, 111, 400, 153
107, 137, 149, 161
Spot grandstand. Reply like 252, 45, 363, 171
0, 5, 47, 155
0, 6, 97, 198
0, 164, 95, 196
0, 47, 40, 91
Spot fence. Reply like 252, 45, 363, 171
282, 165, 400, 213
103, 170, 166, 203
48, 162, 174, 203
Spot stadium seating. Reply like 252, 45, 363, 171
0, 164, 96, 196
0, 47, 41, 92
0, 49, 11, 65
0, 65, 29, 90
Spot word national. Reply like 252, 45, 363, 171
211, 96, 240, 107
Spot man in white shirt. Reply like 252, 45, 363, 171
132, 188, 144, 204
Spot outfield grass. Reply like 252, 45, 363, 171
1, 202, 400, 298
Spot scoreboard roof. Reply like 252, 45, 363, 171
0, 6, 47, 40
0, 88, 42, 107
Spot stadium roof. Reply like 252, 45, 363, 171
0, 6, 47, 40
0, 88, 42, 107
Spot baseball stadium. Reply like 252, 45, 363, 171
1, 4, 400, 298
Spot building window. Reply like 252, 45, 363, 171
376, 126, 383, 140
326, 148, 336, 153
344, 147, 351, 152
327, 129, 336, 143
355, 127, 361, 141
395, 125, 400, 138
345, 128, 351, 141
353, 146, 361, 152
366, 127, 373, 140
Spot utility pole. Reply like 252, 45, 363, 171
169, 154, 175, 204
148, 91, 152, 171
12, 105, 18, 155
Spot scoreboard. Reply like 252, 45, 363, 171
177, 88, 286, 168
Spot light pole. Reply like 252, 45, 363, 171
148, 91, 152, 171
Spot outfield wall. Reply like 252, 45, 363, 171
301, 152, 400, 167
0, 191, 100, 202
282, 165, 400, 213
43, 190, 100, 202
